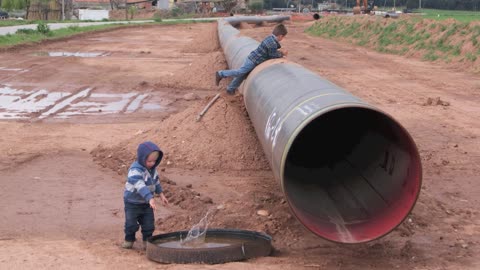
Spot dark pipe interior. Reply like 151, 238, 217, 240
284, 108, 421, 243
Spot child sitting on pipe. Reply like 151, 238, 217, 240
215, 24, 288, 95
122, 141, 169, 249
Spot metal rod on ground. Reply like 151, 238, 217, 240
196, 93, 220, 122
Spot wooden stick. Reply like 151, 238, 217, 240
196, 93, 221, 122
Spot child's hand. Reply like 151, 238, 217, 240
281, 49, 288, 57
149, 198, 157, 210
159, 192, 169, 206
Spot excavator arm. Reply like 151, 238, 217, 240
354, 0, 375, 14
356, 0, 367, 9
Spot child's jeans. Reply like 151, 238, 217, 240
218, 58, 256, 93
124, 201, 155, 242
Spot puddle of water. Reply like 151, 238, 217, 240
35, 52, 109, 58
0, 84, 168, 119
157, 237, 245, 249
0, 85, 30, 95
142, 103, 164, 111
126, 94, 148, 113
152, 210, 253, 249
0, 67, 28, 72
0, 85, 70, 119
55, 92, 135, 118
42, 88, 92, 119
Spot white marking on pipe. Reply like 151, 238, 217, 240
265, 110, 283, 151
265, 111, 277, 142
39, 88, 92, 119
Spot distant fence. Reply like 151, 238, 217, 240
272, 8, 296, 12
27, 2, 62, 20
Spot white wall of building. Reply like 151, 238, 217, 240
157, 0, 170, 10
78, 9, 109, 21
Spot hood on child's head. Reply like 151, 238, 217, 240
137, 141, 163, 169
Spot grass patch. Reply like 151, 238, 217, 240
423, 50, 440, 61
0, 18, 163, 27
0, 20, 34, 27
357, 36, 370, 46
0, 24, 120, 47
0, 20, 206, 48
376, 46, 405, 55
452, 44, 462, 56
420, 9, 480, 23
0, 19, 108, 27
306, 16, 480, 68
465, 52, 478, 62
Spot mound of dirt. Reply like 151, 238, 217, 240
91, 96, 269, 174
161, 176, 214, 212
91, 143, 135, 176
156, 175, 305, 248
153, 96, 269, 170
92, 21, 266, 174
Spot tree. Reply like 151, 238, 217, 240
406, 0, 417, 8
249, 1, 263, 12
1, 0, 27, 10
109, 0, 121, 9
271, 0, 286, 8
221, 0, 237, 13
263, 0, 272, 9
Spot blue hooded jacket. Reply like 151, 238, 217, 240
123, 141, 164, 204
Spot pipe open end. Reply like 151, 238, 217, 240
283, 107, 422, 243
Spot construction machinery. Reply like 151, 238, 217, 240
353, 0, 376, 14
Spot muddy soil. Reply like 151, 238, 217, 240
0, 22, 479, 270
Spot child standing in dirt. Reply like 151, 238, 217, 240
215, 23, 288, 95
122, 141, 169, 249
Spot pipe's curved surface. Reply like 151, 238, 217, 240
224, 15, 291, 26
218, 18, 422, 244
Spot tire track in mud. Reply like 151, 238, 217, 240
0, 153, 123, 239
0, 53, 72, 83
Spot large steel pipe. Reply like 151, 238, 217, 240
218, 18, 422, 244
224, 15, 290, 26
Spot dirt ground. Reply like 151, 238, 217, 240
0, 20, 479, 270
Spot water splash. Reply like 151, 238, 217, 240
181, 211, 210, 247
